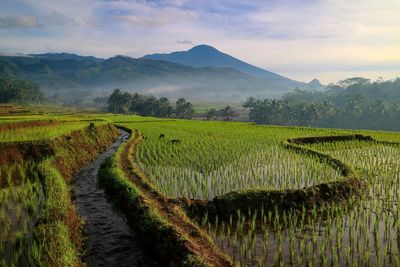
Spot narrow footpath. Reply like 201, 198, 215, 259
73, 130, 152, 267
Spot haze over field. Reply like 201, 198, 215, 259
0, 45, 324, 101
1, 0, 399, 84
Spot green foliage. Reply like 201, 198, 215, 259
107, 90, 194, 118
117, 117, 400, 266
0, 77, 44, 104
98, 148, 210, 267
107, 89, 132, 114
88, 122, 97, 137
0, 121, 104, 142
3, 111, 400, 266
220, 106, 234, 121
206, 108, 217, 120
129, 120, 350, 199
107, 89, 176, 117
0, 119, 119, 266
175, 98, 194, 119
246, 77, 400, 130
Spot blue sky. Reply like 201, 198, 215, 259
1, 0, 399, 83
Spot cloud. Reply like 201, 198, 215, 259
0, 0, 399, 83
116, 12, 194, 28
177, 39, 193, 45
105, 1, 198, 28
0, 15, 38, 29
44, 12, 79, 26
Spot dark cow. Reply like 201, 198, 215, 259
159, 134, 165, 139
170, 139, 181, 144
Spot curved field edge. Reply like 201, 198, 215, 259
174, 135, 370, 220
26, 123, 119, 266
98, 127, 233, 267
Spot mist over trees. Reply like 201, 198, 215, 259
0, 77, 44, 104
107, 89, 194, 118
244, 78, 400, 131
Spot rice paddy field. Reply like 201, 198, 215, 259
0, 110, 118, 267
117, 118, 400, 266
1, 108, 400, 266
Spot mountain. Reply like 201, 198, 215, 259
0, 53, 289, 102
308, 79, 325, 90
30, 53, 103, 62
144, 44, 307, 88
0, 47, 311, 102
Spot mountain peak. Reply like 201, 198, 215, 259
308, 79, 322, 86
188, 44, 219, 53
143, 45, 299, 83
308, 79, 325, 90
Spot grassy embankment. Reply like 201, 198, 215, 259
98, 126, 232, 267
0, 114, 119, 267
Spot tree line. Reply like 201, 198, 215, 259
205, 106, 236, 121
107, 89, 194, 118
244, 78, 400, 131
0, 77, 44, 104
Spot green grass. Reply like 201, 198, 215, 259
0, 115, 119, 266
2, 110, 400, 267
0, 122, 97, 142
97, 137, 212, 266
113, 117, 400, 266
120, 120, 348, 199
204, 138, 400, 266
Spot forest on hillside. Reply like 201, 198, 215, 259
0, 77, 43, 104
244, 78, 400, 131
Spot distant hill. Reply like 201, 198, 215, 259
0, 48, 312, 102
30, 53, 103, 62
144, 44, 308, 88
308, 79, 325, 90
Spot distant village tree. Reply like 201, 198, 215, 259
221, 105, 234, 121
108, 89, 175, 118
206, 108, 217, 120
108, 89, 131, 114
155, 97, 173, 117
175, 98, 194, 119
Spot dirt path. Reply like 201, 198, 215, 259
120, 129, 232, 267
73, 130, 152, 267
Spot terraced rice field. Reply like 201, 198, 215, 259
0, 113, 119, 266
1, 112, 400, 266
116, 118, 400, 266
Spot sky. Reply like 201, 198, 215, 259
1, 0, 399, 83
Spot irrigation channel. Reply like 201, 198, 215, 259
73, 129, 153, 267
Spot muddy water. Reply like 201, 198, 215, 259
73, 130, 152, 267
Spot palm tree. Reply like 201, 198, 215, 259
221, 106, 234, 121
206, 108, 217, 120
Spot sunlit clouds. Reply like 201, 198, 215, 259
1, 0, 399, 83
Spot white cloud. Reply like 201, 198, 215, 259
115, 9, 197, 28
101, 0, 198, 28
